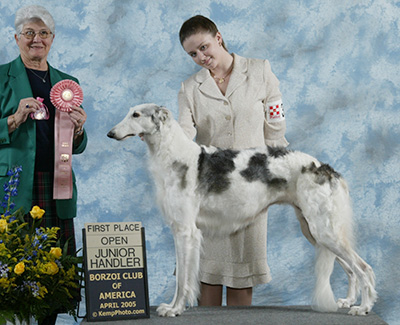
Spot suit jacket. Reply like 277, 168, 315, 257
178, 53, 288, 150
0, 56, 87, 219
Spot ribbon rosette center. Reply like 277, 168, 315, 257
50, 79, 83, 112
62, 89, 73, 101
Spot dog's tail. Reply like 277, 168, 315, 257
312, 245, 338, 312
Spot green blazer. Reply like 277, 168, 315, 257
0, 56, 87, 219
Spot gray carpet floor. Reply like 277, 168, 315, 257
82, 305, 387, 324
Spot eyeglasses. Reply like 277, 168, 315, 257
20, 30, 53, 40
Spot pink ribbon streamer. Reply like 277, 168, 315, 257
50, 80, 83, 200
53, 109, 74, 199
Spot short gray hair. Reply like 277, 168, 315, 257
15, 5, 55, 36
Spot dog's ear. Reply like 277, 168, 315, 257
157, 106, 170, 123
151, 106, 170, 129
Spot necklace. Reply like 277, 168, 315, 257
28, 68, 49, 83
212, 62, 234, 84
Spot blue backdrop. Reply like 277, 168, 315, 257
1, 1, 399, 324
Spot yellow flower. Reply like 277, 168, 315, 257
14, 262, 25, 275
50, 247, 62, 259
37, 282, 48, 298
0, 218, 7, 233
42, 261, 59, 275
0, 277, 10, 288
30, 206, 45, 219
66, 265, 76, 280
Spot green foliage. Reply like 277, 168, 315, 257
0, 167, 82, 324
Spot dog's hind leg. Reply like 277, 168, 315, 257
336, 256, 359, 308
312, 242, 376, 315
294, 206, 316, 245
296, 165, 377, 315
157, 225, 202, 317
328, 247, 377, 315
294, 207, 359, 309
306, 219, 376, 315
307, 207, 376, 313
305, 222, 376, 315
293, 207, 338, 312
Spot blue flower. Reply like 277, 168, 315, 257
1, 166, 23, 214
55, 259, 63, 269
10, 188, 18, 197
21, 281, 40, 297
0, 263, 9, 278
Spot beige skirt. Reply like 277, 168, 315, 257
199, 210, 271, 288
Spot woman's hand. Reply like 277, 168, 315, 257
14, 97, 42, 125
7, 97, 41, 133
68, 105, 87, 137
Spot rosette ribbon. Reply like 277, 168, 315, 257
50, 80, 83, 199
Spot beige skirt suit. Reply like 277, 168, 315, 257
178, 53, 288, 288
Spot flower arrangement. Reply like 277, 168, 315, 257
0, 166, 82, 324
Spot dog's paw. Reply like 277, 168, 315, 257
337, 298, 354, 308
156, 303, 184, 317
157, 303, 175, 317
348, 305, 370, 316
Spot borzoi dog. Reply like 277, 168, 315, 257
107, 103, 377, 317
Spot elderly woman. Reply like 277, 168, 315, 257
0, 3, 86, 286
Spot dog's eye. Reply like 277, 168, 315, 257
132, 112, 140, 118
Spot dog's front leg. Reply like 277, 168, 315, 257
157, 225, 202, 317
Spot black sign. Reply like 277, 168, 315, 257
83, 222, 150, 321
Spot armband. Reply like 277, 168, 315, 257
265, 99, 285, 123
